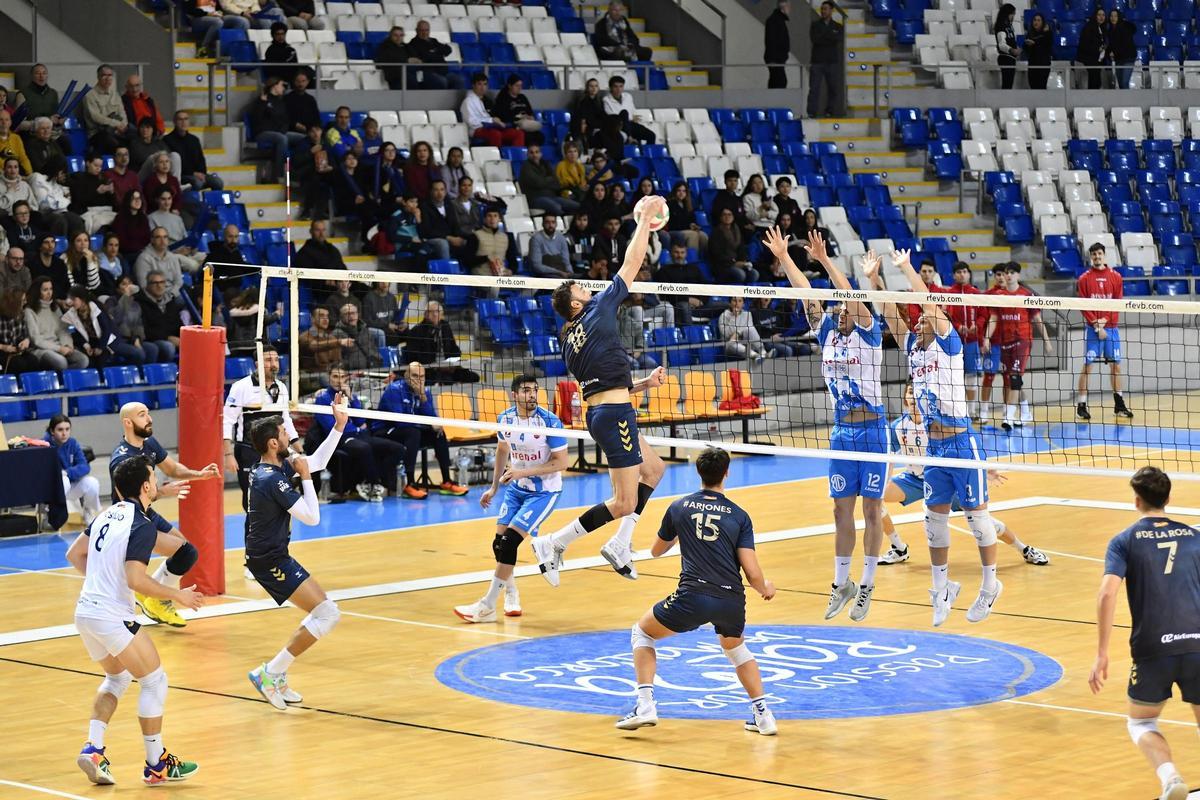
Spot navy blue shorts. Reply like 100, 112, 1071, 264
653, 587, 746, 638
245, 554, 311, 606
587, 402, 642, 469
1129, 653, 1200, 705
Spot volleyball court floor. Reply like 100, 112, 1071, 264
3, 407, 1200, 798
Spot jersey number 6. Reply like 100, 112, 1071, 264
691, 513, 722, 542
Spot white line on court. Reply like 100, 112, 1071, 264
340, 610, 531, 639
0, 779, 93, 799
1002, 699, 1197, 727
1037, 549, 1105, 563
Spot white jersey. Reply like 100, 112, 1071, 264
496, 405, 568, 493
906, 328, 969, 426
818, 313, 885, 424
75, 501, 158, 622
889, 413, 927, 477
223, 373, 298, 445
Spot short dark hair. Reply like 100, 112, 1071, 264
608, 75, 625, 87
506, 73, 522, 86
724, 169, 740, 181
113, 455, 154, 502
259, 344, 278, 358
471, 71, 488, 84
251, 415, 286, 456
920, 259, 936, 269
696, 447, 730, 487
775, 176, 792, 188
327, 361, 347, 375
551, 280, 578, 320
953, 261, 971, 273
270, 21, 288, 34
1007, 261, 1022, 273
991, 264, 1009, 274
1088, 242, 1106, 255
510, 373, 540, 393
1131, 466, 1171, 509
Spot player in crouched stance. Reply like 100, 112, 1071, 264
1091, 467, 1200, 800
616, 447, 777, 736
67, 455, 204, 786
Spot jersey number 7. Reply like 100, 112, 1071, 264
1158, 541, 1178, 575
691, 513, 722, 542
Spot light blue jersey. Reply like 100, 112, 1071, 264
819, 313, 885, 424
906, 328, 970, 428
496, 405, 568, 493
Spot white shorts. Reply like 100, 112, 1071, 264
75, 614, 137, 661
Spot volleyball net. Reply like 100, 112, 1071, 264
230, 261, 1200, 480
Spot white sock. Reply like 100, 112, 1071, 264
143, 733, 164, 766
888, 532, 905, 549
1077, 392, 1088, 404
981, 402, 992, 417
967, 399, 978, 418
834, 556, 852, 586
612, 512, 639, 549
151, 560, 182, 590
1020, 400, 1030, 414
88, 719, 107, 748
504, 577, 518, 595
1156, 762, 1179, 785
482, 577, 504, 607
982, 563, 998, 592
749, 694, 767, 712
637, 683, 655, 709
1004, 403, 1017, 422
266, 647, 295, 676
931, 563, 949, 590
551, 518, 589, 548
862, 556, 879, 587
1005, 530, 1026, 551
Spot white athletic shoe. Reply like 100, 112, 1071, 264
1160, 775, 1188, 800
966, 580, 1003, 623
531, 536, 563, 587
745, 703, 777, 736
369, 484, 386, 503
453, 601, 498, 624
248, 664, 288, 710
615, 704, 658, 730
1022, 545, 1050, 565
277, 673, 303, 704
823, 579, 858, 620
930, 580, 962, 627
848, 583, 874, 622
243, 566, 256, 581
880, 544, 910, 565
503, 591, 522, 617
600, 538, 639, 580
355, 482, 374, 502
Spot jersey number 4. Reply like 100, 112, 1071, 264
691, 513, 722, 542
1158, 541, 1178, 574
93, 523, 110, 553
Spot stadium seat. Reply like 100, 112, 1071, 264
19, 371, 61, 419
0, 374, 30, 422
62, 369, 112, 416
142, 362, 179, 409
103, 366, 152, 407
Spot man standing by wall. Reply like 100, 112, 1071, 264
808, 1, 843, 118
765, 1, 792, 90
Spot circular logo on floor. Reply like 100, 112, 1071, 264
436, 625, 1062, 720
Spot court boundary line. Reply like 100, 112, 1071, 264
0, 780, 92, 800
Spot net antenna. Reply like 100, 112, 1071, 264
285, 156, 299, 405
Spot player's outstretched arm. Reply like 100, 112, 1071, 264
861, 251, 906, 342
764, 226, 823, 330
304, 391, 349, 473
808, 229, 872, 326
285, 455, 322, 525
737, 547, 776, 600
616, 194, 665, 287
631, 365, 666, 395
1089, 573, 1123, 693
894, 249, 950, 336
66, 532, 88, 575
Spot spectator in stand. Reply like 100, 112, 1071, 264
323, 105, 363, 161
251, 77, 306, 182
375, 26, 410, 90
129, 118, 178, 182
293, 124, 334, 218
808, 1, 843, 117
207, 223, 255, 299
63, 285, 121, 368
440, 146, 467, 199
720, 297, 769, 361
298, 306, 346, 374
83, 65, 130, 153
0, 111, 30, 176
0, 287, 37, 373
709, 207, 759, 284
332, 303, 382, 369
31, 233, 70, 299
277, 0, 324, 29
419, 179, 470, 262
1024, 13, 1053, 90
661, 242, 723, 324
25, 276, 87, 369
122, 75, 164, 137
569, 78, 606, 145
621, 269, 674, 333
103, 147, 140, 207
710, 170, 751, 235
64, 231, 104, 294
565, 212, 594, 273
142, 152, 185, 217
285, 71, 320, 135
492, 75, 544, 144
519, 144, 579, 217
135, 269, 183, 356
0, 87, 12, 116
470, 207, 513, 278
403, 301, 462, 368
556, 141, 587, 203
293, 219, 347, 271
218, 0, 286, 28
263, 22, 299, 81
1108, 10, 1135, 89
586, 251, 610, 280
602, 75, 655, 144
386, 193, 433, 263
165, 110, 223, 191
29, 157, 85, 237
104, 274, 167, 363
751, 297, 806, 357
185, 0, 251, 58
27, 117, 64, 177
359, 117, 383, 168
372, 142, 403, 217
0, 246, 30, 297
764, 0, 792, 89
1076, 7, 1108, 90
408, 20, 463, 90
579, 181, 612, 233
773, 176, 801, 219
332, 151, 378, 245
461, 73, 525, 148
111, 189, 153, 259
594, 2, 651, 62
363, 282, 407, 346
322, 279, 361, 322
311, 364, 403, 502
994, 4, 1020, 90
404, 140, 440, 201
742, 173, 777, 235
374, 361, 468, 499
449, 176, 486, 234
0, 157, 35, 216
97, 233, 128, 285
147, 188, 202, 272
14, 65, 62, 134
617, 297, 659, 370
586, 149, 615, 186
609, 182, 634, 230
226, 287, 277, 356
2, 202, 43, 255
527, 214, 573, 279
665, 181, 709, 253
592, 215, 627, 266
593, 114, 629, 169
135, 228, 189, 298
66, 155, 117, 233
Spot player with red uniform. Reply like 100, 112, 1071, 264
944, 262, 984, 419
983, 263, 1054, 431
977, 265, 1008, 423
1076, 242, 1133, 421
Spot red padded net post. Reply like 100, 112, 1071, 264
178, 325, 226, 596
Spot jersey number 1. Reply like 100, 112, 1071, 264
691, 513, 722, 542
1158, 541, 1178, 574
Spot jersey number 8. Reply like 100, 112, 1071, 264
93, 523, 110, 552
691, 512, 722, 542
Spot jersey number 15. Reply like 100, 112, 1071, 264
691, 513, 722, 542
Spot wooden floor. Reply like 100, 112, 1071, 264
2, 451, 1200, 799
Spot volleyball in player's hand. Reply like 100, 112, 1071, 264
634, 195, 669, 232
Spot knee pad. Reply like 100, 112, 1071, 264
630, 623, 656, 652
1127, 716, 1160, 744
301, 599, 341, 640
1008, 374, 1024, 391
724, 643, 755, 667
991, 516, 1007, 537
492, 528, 522, 566
164, 541, 199, 577
137, 667, 168, 718
99, 670, 132, 700
926, 510, 951, 548
965, 510, 998, 547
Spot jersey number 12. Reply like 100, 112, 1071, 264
691, 513, 722, 542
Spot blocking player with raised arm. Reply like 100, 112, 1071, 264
68, 455, 204, 786
1090, 467, 1199, 800
983, 263, 1054, 431
616, 447, 777, 736
537, 195, 669, 586
454, 374, 569, 623
866, 249, 1003, 625
763, 226, 885, 622
110, 401, 221, 628
1077, 242, 1133, 422
244, 394, 348, 711
944, 262, 984, 420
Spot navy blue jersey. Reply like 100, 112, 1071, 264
561, 276, 634, 399
245, 460, 300, 562
658, 490, 755, 598
109, 435, 172, 533
1105, 516, 1200, 660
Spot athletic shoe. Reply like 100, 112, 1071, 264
277, 673, 302, 704
1161, 775, 1189, 800
503, 591, 522, 617
369, 484, 386, 502
355, 482, 374, 502
402, 484, 428, 500
1022, 545, 1050, 565
930, 580, 962, 627
615, 704, 658, 730
453, 601, 498, 623
248, 664, 288, 710
1000, 420, 1015, 432
823, 579, 858, 620
600, 539, 639, 580
77, 743, 115, 785
965, 580, 1003, 623
880, 544, 910, 565
744, 703, 777, 736
243, 566, 256, 581
1114, 398, 1134, 419
136, 594, 187, 628
143, 752, 198, 785
1076, 402, 1091, 421
435, 481, 469, 496
531, 536, 563, 587
848, 583, 874, 622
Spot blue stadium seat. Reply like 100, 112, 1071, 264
778, 120, 804, 143
1153, 265, 1190, 295
1048, 248, 1084, 276
488, 316, 526, 348
98, 366, 150, 407
0, 374, 31, 422
1112, 214, 1148, 235
1163, 233, 1198, 267
529, 335, 566, 376
224, 358, 254, 381
19, 371, 61, 419
142, 362, 178, 409
649, 327, 690, 367
682, 325, 722, 364
429, 259, 470, 308
1003, 214, 1035, 245
62, 369, 111, 416
1117, 266, 1152, 296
